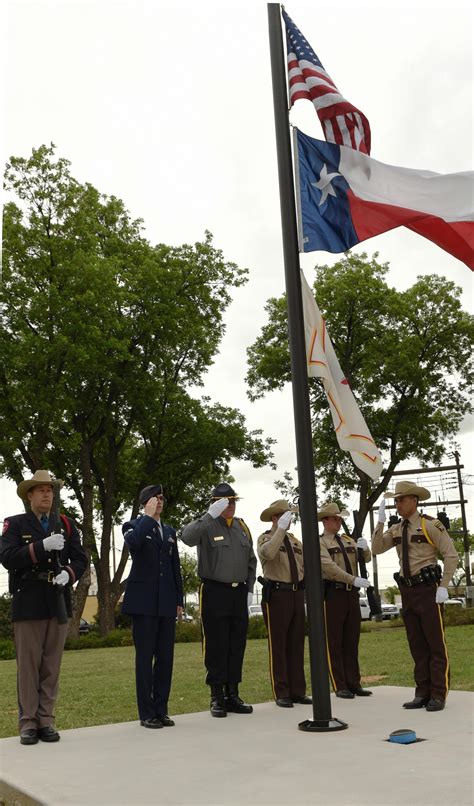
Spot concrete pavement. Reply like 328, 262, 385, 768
0, 686, 473, 806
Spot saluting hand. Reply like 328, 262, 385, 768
144, 497, 159, 517
377, 499, 386, 524
277, 511, 293, 531
208, 498, 229, 519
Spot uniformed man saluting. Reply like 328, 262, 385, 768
0, 470, 87, 745
373, 480, 458, 711
319, 502, 372, 699
257, 499, 312, 708
181, 482, 256, 718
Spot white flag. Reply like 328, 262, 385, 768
301, 270, 383, 481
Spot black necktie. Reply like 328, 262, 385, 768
401, 520, 411, 579
283, 535, 299, 586
335, 534, 353, 574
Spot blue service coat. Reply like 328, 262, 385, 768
121, 515, 183, 618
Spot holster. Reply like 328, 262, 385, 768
258, 575, 272, 604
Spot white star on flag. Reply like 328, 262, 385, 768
312, 164, 341, 206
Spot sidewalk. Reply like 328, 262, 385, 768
0, 687, 473, 806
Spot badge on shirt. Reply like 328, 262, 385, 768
213, 536, 224, 541
21, 534, 32, 541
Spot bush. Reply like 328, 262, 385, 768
443, 606, 474, 626
0, 638, 15, 660
0, 595, 13, 640
247, 616, 268, 640
175, 620, 202, 643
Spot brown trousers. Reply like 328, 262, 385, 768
14, 618, 69, 731
262, 589, 306, 700
324, 587, 361, 692
400, 583, 450, 701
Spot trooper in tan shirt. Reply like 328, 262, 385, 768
257, 499, 312, 708
319, 502, 373, 699
373, 480, 458, 712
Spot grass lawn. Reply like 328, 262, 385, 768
0, 625, 472, 738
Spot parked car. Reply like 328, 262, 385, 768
79, 618, 91, 634
444, 598, 464, 608
359, 597, 371, 621
248, 604, 263, 617
380, 603, 400, 620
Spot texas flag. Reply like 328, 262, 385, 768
295, 130, 474, 270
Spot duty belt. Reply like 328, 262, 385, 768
267, 580, 305, 591
19, 570, 55, 583
394, 565, 442, 588
202, 579, 246, 589
327, 581, 355, 592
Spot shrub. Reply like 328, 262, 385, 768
0, 595, 13, 640
0, 638, 15, 660
175, 621, 202, 643
247, 616, 268, 640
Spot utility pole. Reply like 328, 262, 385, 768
453, 451, 472, 605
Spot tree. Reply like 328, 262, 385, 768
1, 144, 274, 635
246, 253, 474, 527
447, 517, 474, 594
179, 552, 200, 611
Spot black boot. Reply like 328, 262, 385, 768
224, 683, 253, 714
210, 685, 227, 718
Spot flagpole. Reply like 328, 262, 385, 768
267, 3, 347, 732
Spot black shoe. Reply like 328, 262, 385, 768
350, 687, 373, 697
225, 694, 253, 714
402, 696, 429, 709
140, 717, 164, 728
336, 689, 355, 699
291, 695, 312, 704
275, 697, 294, 708
20, 729, 38, 745
157, 714, 175, 727
426, 698, 445, 712
210, 697, 227, 717
38, 726, 60, 742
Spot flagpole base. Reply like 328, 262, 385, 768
298, 717, 348, 732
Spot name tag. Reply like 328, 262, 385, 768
21, 534, 32, 541
213, 536, 224, 541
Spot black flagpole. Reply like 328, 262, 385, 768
267, 3, 347, 732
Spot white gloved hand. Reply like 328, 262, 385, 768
356, 537, 368, 550
377, 499, 386, 523
53, 570, 69, 586
277, 510, 293, 531
247, 592, 253, 609
207, 498, 229, 519
353, 577, 370, 589
435, 586, 449, 604
43, 534, 65, 551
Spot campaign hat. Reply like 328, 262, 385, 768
260, 499, 299, 522
17, 470, 63, 501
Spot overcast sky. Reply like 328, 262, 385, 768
1, 0, 473, 592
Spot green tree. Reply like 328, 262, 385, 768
1, 144, 274, 635
447, 517, 474, 593
246, 253, 474, 526
179, 552, 200, 610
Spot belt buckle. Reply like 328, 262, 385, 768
346, 583, 352, 591
292, 583, 298, 591
231, 582, 238, 588
405, 578, 413, 588
47, 571, 55, 583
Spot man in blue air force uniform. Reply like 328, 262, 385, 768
122, 484, 183, 729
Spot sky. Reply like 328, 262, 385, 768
1, 0, 473, 594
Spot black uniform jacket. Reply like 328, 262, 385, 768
121, 515, 184, 618
0, 511, 88, 620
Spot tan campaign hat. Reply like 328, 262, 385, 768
384, 480, 430, 501
260, 499, 299, 522
317, 502, 350, 522
17, 470, 63, 500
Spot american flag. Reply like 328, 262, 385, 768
282, 10, 371, 155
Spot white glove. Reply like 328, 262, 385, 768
43, 534, 65, 551
247, 592, 253, 609
208, 498, 229, 518
277, 510, 293, 531
53, 570, 69, 586
377, 499, 386, 523
356, 537, 368, 550
436, 586, 449, 604
353, 577, 370, 589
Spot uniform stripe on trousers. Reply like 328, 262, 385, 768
265, 602, 277, 700
323, 600, 337, 692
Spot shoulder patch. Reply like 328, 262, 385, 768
432, 519, 446, 531
2, 519, 9, 535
